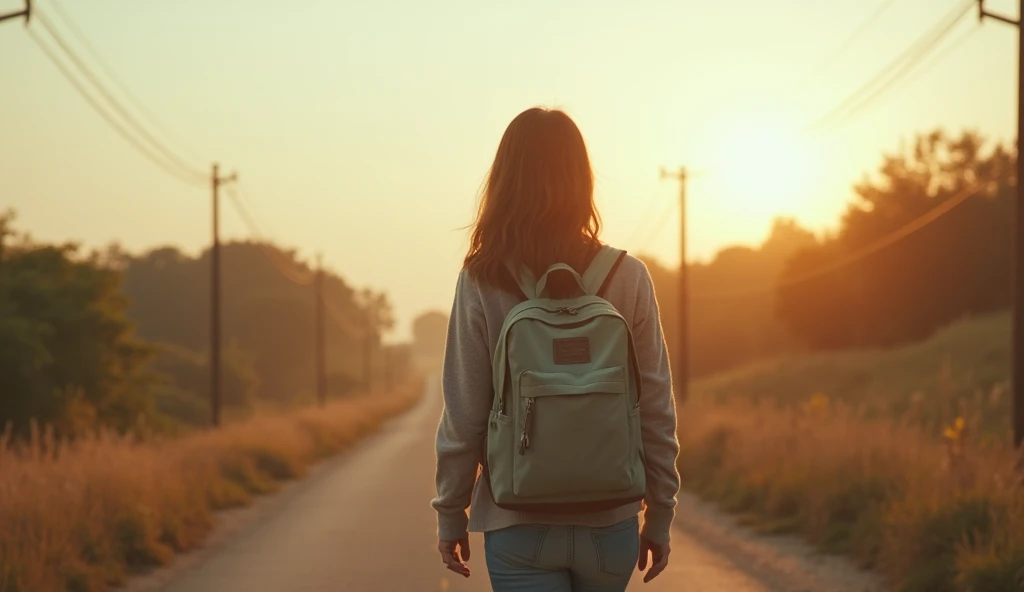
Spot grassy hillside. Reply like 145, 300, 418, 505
680, 313, 1023, 592
691, 312, 1011, 438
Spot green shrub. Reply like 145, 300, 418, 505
955, 545, 1024, 592
114, 506, 174, 570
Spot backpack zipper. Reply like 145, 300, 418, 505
518, 398, 534, 455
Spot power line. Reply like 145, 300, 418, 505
259, 244, 315, 287
224, 184, 265, 238
322, 291, 367, 337
45, 0, 203, 164
785, 0, 902, 98
631, 170, 709, 253
224, 188, 368, 392
821, 6, 977, 127
668, 3, 978, 273
0, 0, 30, 24
907, 17, 980, 75
223, 186, 365, 336
668, 1, 976, 190
802, 0, 974, 135
625, 190, 669, 250
875, 20, 980, 100
224, 185, 316, 286
33, 9, 205, 183
635, 198, 677, 253
631, 3, 977, 283
690, 181, 982, 300
802, 0, 973, 134
28, 26, 205, 186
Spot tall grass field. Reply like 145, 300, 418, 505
682, 313, 1024, 592
0, 384, 421, 592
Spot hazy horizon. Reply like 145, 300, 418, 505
2, 0, 1019, 340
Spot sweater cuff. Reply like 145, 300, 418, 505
437, 510, 469, 541
640, 504, 675, 544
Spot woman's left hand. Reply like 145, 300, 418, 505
438, 536, 471, 578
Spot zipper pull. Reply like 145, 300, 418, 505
519, 398, 534, 455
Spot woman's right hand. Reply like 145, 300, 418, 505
638, 537, 670, 583
438, 536, 471, 578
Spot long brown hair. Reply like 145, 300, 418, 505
465, 108, 602, 291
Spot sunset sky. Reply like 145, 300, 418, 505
0, 0, 1019, 339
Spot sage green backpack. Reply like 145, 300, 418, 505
484, 245, 646, 513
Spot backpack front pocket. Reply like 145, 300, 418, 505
513, 366, 634, 498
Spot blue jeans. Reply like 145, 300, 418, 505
484, 516, 640, 592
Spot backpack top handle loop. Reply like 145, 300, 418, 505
535, 263, 586, 299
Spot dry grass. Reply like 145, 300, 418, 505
692, 313, 1012, 438
0, 384, 421, 592
679, 398, 1024, 592
682, 313, 1024, 589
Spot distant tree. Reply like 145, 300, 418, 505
148, 343, 260, 425
412, 311, 449, 357
0, 214, 155, 437
777, 130, 1014, 349
639, 217, 815, 378
357, 288, 396, 349
381, 342, 415, 390
121, 241, 393, 404
326, 371, 361, 397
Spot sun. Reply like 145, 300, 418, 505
707, 118, 816, 218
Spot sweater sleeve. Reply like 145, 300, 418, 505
431, 270, 493, 541
632, 262, 681, 544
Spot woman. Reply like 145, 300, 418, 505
432, 107, 680, 591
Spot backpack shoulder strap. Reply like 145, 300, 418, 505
499, 264, 529, 301
503, 261, 537, 300
582, 245, 626, 296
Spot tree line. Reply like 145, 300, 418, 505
646, 129, 1016, 378
413, 131, 1013, 384
0, 223, 407, 438
777, 130, 1013, 349
2, 128, 1012, 436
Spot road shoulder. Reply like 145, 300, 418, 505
671, 492, 887, 592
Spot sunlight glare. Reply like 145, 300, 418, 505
708, 118, 817, 218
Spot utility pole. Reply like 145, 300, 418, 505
315, 253, 326, 407
0, 212, 9, 266
979, 0, 1024, 453
0, 0, 30, 25
363, 331, 373, 393
661, 166, 689, 404
210, 163, 237, 427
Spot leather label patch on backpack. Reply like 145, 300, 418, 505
553, 337, 591, 365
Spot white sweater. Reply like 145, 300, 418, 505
431, 254, 681, 543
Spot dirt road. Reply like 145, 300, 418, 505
125, 377, 884, 592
